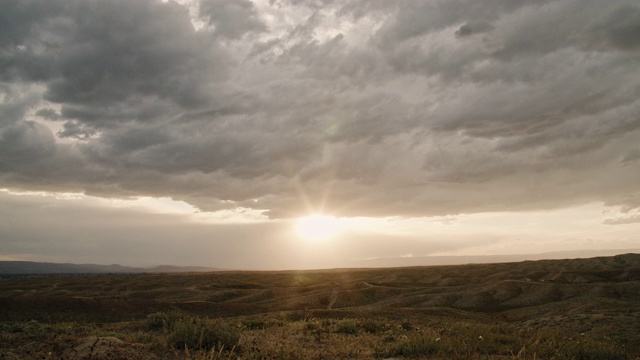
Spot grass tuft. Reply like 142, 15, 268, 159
391, 335, 441, 357
167, 316, 240, 352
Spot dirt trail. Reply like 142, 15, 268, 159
327, 290, 338, 309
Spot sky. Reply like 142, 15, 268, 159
1, 0, 639, 270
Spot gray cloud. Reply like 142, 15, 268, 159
0, 0, 639, 220
455, 21, 495, 38
2, 0, 229, 115
200, 0, 267, 40
604, 214, 640, 225
34, 108, 60, 121
585, 4, 640, 52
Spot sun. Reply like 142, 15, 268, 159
295, 214, 343, 241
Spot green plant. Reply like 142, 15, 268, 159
304, 322, 320, 332
335, 320, 358, 335
359, 319, 383, 334
400, 321, 413, 331
146, 311, 184, 331
242, 318, 267, 330
392, 336, 441, 357
168, 317, 240, 352
1, 320, 50, 337
173, 344, 237, 360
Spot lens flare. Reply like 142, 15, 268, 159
295, 215, 342, 241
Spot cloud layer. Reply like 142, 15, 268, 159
1, 0, 639, 220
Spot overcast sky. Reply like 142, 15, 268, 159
1, 0, 639, 269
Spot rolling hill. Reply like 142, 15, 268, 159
1, 254, 638, 359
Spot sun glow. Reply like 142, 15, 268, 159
295, 215, 343, 241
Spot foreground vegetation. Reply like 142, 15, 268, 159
1, 311, 634, 359
1, 254, 639, 359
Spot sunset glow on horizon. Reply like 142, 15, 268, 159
296, 215, 344, 242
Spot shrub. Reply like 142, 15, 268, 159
392, 336, 440, 357
242, 318, 267, 330
146, 312, 170, 330
400, 321, 413, 331
146, 311, 183, 331
1, 320, 49, 337
304, 322, 320, 332
168, 317, 240, 351
360, 319, 383, 334
286, 309, 314, 322
335, 320, 358, 335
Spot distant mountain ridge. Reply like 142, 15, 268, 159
2, 249, 639, 274
0, 261, 224, 275
350, 249, 640, 268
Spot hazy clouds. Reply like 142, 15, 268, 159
1, 0, 639, 222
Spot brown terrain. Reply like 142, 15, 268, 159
1, 254, 639, 359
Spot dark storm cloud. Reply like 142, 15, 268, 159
1, 0, 639, 219
455, 21, 495, 38
0, 84, 56, 175
34, 108, 61, 121
0, 121, 56, 171
585, 4, 640, 52
199, 0, 267, 40
1, 0, 229, 109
